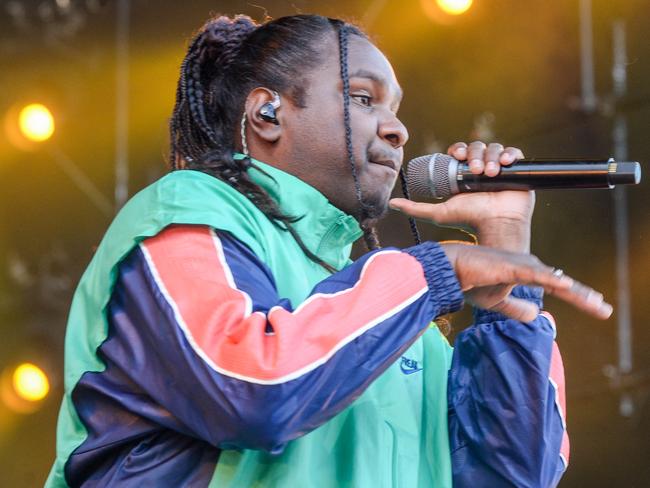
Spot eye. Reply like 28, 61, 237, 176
351, 93, 373, 107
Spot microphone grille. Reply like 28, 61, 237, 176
406, 153, 454, 198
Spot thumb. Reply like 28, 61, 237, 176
389, 198, 455, 225
489, 296, 540, 323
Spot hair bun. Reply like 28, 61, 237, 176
199, 15, 258, 70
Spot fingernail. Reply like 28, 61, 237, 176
600, 303, 613, 318
486, 162, 499, 173
470, 159, 482, 171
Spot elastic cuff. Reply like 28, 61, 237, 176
473, 285, 544, 323
405, 241, 464, 316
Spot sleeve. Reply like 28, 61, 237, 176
448, 286, 570, 488
105, 224, 463, 453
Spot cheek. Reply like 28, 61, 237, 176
296, 109, 343, 150
350, 112, 377, 157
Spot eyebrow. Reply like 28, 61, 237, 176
347, 68, 404, 103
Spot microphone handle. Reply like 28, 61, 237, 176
455, 159, 631, 193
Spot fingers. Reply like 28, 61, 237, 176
467, 141, 487, 174
490, 296, 540, 323
442, 243, 613, 320
500, 146, 525, 166
484, 253, 575, 292
447, 142, 467, 161
484, 143, 503, 176
389, 198, 452, 223
446, 141, 525, 176
550, 279, 614, 320
494, 263, 613, 320
511, 260, 613, 320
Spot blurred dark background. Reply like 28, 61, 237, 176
0, 0, 648, 485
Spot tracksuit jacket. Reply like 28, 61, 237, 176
47, 158, 569, 487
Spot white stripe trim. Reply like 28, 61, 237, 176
210, 229, 252, 317
548, 353, 569, 470
261, 285, 428, 384
544, 310, 566, 429
548, 376, 567, 431
141, 243, 238, 384
291, 249, 402, 314
140, 239, 428, 385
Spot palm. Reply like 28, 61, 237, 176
430, 190, 535, 233
391, 141, 536, 251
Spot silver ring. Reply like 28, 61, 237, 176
552, 268, 564, 278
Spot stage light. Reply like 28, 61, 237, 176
421, 0, 473, 24
12, 363, 50, 402
436, 0, 473, 15
18, 103, 55, 142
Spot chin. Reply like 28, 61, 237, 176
360, 193, 390, 221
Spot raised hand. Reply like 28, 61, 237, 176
440, 242, 613, 322
392, 141, 533, 252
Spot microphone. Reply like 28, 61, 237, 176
406, 153, 642, 199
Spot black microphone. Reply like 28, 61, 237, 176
406, 153, 642, 199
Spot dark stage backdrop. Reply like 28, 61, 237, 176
0, 1, 648, 486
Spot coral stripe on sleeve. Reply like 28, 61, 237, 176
141, 226, 429, 384
541, 312, 570, 468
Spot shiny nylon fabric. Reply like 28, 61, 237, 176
47, 160, 454, 487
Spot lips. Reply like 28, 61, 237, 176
369, 159, 397, 172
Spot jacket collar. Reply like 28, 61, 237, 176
237, 154, 362, 270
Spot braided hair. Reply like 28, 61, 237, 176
335, 25, 421, 249
169, 14, 420, 268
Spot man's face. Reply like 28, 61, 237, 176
281, 33, 408, 219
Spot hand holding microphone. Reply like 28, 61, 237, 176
391, 141, 623, 321
393, 142, 538, 253
405, 150, 641, 199
392, 141, 642, 251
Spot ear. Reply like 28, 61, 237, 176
244, 87, 282, 144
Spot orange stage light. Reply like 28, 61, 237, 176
421, 0, 473, 24
12, 363, 50, 402
1, 362, 51, 413
436, 0, 473, 16
18, 103, 55, 142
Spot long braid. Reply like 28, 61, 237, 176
173, 35, 208, 163
361, 223, 381, 250
398, 168, 421, 244
337, 25, 381, 251
186, 62, 219, 146
337, 26, 364, 218
169, 51, 194, 168
169, 83, 183, 169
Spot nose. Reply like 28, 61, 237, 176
378, 112, 409, 149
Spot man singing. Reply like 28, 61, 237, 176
47, 14, 611, 487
